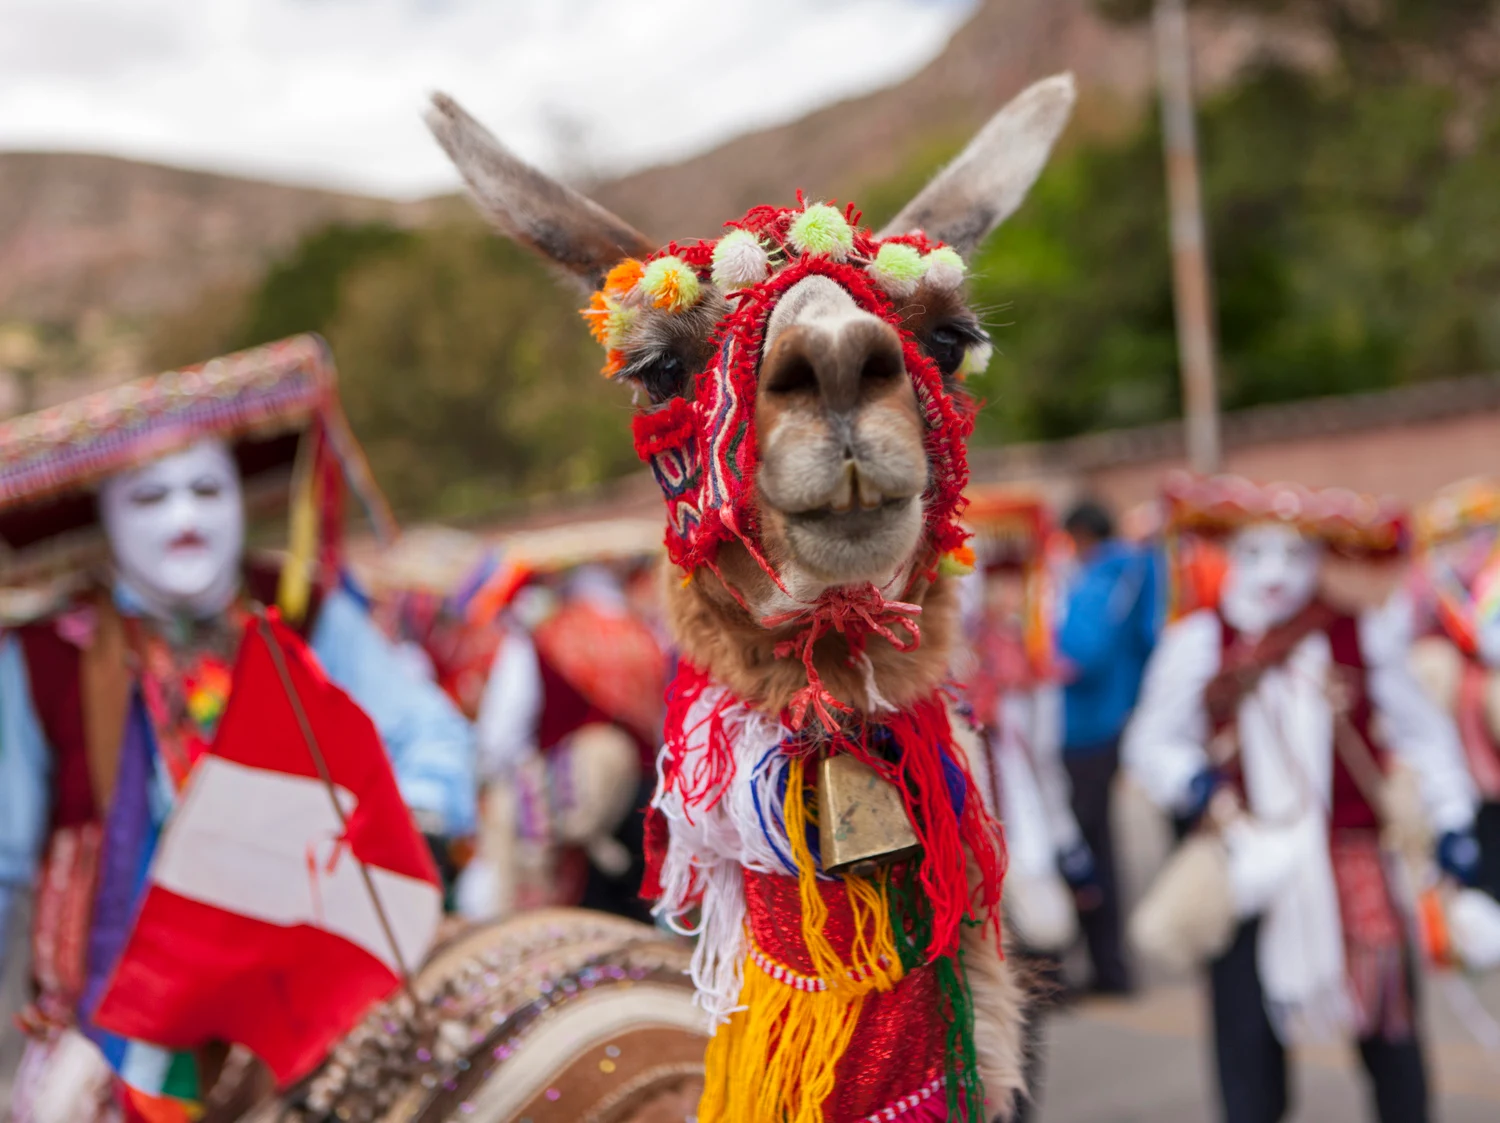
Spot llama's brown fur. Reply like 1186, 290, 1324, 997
950, 702, 1027, 1117
965, 922, 1028, 1121
663, 540, 959, 715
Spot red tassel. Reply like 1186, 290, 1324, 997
658, 663, 738, 823
837, 699, 1007, 960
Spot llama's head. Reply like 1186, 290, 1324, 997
428, 76, 1074, 718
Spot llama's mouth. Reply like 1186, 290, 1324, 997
779, 494, 924, 584
785, 494, 914, 526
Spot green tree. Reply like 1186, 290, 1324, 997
325, 224, 639, 520
952, 63, 1500, 447
1094, 0, 1500, 84
235, 222, 413, 349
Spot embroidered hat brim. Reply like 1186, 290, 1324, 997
0, 334, 394, 588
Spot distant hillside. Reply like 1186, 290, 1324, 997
0, 152, 430, 323
595, 0, 1328, 239
0, 0, 1322, 330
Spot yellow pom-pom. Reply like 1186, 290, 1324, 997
788, 204, 854, 261
640, 256, 702, 312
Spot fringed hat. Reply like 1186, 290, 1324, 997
0, 334, 395, 620
1411, 478, 1500, 655
284, 909, 707, 1123
962, 486, 1055, 675
1413, 477, 1500, 552
963, 488, 1051, 571
1162, 470, 1408, 559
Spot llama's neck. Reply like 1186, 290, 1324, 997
663, 563, 959, 719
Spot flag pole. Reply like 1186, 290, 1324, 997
252, 611, 422, 1007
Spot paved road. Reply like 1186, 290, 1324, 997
1031, 979, 1500, 1122
1027, 781, 1500, 1122
4, 785, 1497, 1119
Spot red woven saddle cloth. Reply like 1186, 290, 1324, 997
742, 869, 950, 1120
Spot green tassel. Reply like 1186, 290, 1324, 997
886, 865, 985, 1114
936, 943, 985, 1117
887, 861, 931, 971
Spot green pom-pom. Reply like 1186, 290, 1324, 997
923, 246, 966, 289
870, 242, 926, 297
640, 255, 702, 312
788, 203, 853, 261
711, 229, 770, 290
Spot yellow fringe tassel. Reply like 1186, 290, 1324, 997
698, 757, 907, 1121
784, 756, 903, 992
699, 952, 866, 1122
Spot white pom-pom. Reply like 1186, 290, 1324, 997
711, 229, 770, 290
923, 246, 966, 291
958, 339, 994, 380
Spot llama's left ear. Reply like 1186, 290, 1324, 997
879, 73, 1076, 256
425, 93, 655, 291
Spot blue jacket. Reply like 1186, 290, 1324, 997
1056, 541, 1161, 753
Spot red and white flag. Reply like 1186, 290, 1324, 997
94, 616, 443, 1085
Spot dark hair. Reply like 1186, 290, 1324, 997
1064, 499, 1115, 543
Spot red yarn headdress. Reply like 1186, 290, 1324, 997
587, 201, 975, 577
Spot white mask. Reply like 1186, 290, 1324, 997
1221, 522, 1322, 636
100, 439, 246, 618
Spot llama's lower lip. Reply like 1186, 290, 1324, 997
784, 495, 914, 528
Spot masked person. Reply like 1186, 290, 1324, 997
0, 337, 476, 1123
1124, 473, 1481, 1123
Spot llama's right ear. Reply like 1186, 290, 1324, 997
878, 73, 1075, 256
425, 93, 655, 291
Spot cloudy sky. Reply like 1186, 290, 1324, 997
0, 0, 976, 198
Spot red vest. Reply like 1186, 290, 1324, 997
1215, 608, 1387, 832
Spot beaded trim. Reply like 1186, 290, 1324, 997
748, 944, 892, 993
861, 1075, 943, 1122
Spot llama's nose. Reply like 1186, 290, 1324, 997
761, 317, 907, 417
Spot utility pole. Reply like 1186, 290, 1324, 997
1154, 0, 1222, 473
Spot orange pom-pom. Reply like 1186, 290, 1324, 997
938, 543, 977, 577
603, 258, 645, 299
581, 291, 612, 346
602, 349, 627, 377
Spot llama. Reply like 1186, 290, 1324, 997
422, 75, 1076, 1122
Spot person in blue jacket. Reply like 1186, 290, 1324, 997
1055, 498, 1161, 995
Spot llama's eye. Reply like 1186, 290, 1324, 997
622, 350, 688, 404
924, 320, 987, 379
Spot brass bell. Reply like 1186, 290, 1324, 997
816, 752, 920, 876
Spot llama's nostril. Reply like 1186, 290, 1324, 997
762, 315, 906, 413
767, 352, 818, 397
860, 347, 903, 389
